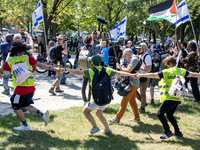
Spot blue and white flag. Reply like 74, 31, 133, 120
169, 0, 190, 27
32, 1, 43, 28
109, 17, 127, 42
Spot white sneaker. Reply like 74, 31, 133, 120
42, 110, 50, 126
13, 125, 31, 131
87, 127, 100, 136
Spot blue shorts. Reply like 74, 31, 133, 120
10, 92, 34, 110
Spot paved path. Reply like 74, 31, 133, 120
0, 54, 195, 117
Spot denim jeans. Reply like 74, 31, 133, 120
73, 58, 78, 69
3, 71, 11, 93
60, 54, 68, 84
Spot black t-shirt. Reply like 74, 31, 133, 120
38, 42, 45, 54
158, 70, 189, 79
109, 46, 115, 57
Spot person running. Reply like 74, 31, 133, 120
0, 33, 63, 131
64, 55, 138, 135
135, 56, 200, 139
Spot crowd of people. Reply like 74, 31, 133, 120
0, 30, 200, 140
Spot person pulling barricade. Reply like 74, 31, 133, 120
64, 55, 139, 135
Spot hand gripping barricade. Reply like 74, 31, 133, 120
163, 69, 188, 99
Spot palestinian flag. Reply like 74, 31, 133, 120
147, 0, 177, 21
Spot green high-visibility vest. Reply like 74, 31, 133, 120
158, 66, 186, 103
7, 55, 34, 89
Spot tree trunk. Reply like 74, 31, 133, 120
27, 18, 30, 33
52, 23, 57, 37
153, 30, 156, 44
0, 18, 2, 31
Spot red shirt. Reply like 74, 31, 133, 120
2, 55, 37, 95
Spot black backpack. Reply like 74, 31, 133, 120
143, 54, 160, 73
92, 67, 112, 106
50, 45, 63, 61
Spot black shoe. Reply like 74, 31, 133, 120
150, 100, 155, 105
193, 100, 199, 103
139, 107, 145, 114
160, 132, 174, 139
174, 132, 183, 137
145, 103, 148, 106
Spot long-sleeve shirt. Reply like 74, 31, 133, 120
180, 51, 199, 72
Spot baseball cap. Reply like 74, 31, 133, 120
13, 33, 22, 40
56, 35, 63, 40
79, 36, 82, 39
153, 44, 161, 51
88, 55, 102, 65
135, 43, 147, 49
149, 41, 154, 44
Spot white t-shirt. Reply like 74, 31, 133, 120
140, 52, 152, 74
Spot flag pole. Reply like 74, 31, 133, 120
190, 19, 198, 47
40, 0, 48, 49
174, 0, 178, 48
124, 17, 127, 46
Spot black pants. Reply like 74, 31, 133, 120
157, 100, 181, 133
82, 76, 91, 102
185, 77, 200, 101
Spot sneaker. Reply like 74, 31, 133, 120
55, 88, 64, 92
193, 100, 200, 103
42, 110, 50, 126
2, 91, 10, 95
49, 89, 56, 95
145, 103, 148, 106
160, 131, 174, 139
100, 129, 112, 134
13, 125, 31, 131
128, 118, 140, 122
174, 132, 183, 137
108, 118, 119, 124
150, 100, 155, 105
87, 127, 100, 135
139, 108, 145, 114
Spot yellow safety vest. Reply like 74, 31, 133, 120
158, 66, 186, 103
7, 55, 34, 89
89, 66, 112, 101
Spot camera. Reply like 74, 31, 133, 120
93, 31, 97, 35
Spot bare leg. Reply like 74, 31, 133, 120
96, 109, 109, 131
83, 107, 98, 128
15, 109, 26, 122
150, 86, 154, 100
21, 105, 38, 113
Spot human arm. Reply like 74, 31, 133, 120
115, 71, 136, 78
187, 72, 200, 78
141, 65, 152, 72
174, 36, 181, 51
24, 32, 34, 47
136, 73, 160, 79
61, 41, 67, 54
116, 63, 134, 73
35, 62, 63, 72
64, 68, 85, 76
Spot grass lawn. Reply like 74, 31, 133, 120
0, 99, 200, 150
